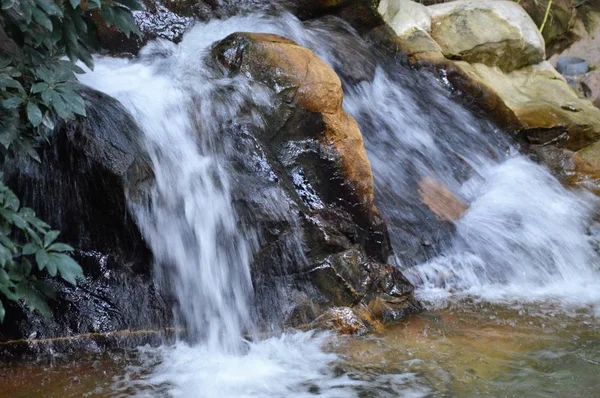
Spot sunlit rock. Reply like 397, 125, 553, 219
452, 61, 600, 150
428, 0, 545, 72
375, 0, 600, 152
378, 0, 431, 37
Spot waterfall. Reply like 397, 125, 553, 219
77, 26, 277, 351
76, 10, 600, 397
344, 69, 600, 306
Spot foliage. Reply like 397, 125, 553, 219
0, 0, 142, 160
0, 176, 82, 322
0, 0, 142, 321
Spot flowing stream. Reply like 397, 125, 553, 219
4, 10, 600, 398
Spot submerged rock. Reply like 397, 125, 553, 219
418, 177, 467, 222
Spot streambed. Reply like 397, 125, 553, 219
2, 297, 598, 397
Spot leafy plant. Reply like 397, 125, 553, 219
0, 0, 142, 321
0, 176, 82, 322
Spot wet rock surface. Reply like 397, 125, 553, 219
210, 32, 421, 329
0, 88, 172, 352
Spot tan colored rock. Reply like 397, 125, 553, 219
375, 0, 600, 152
310, 306, 380, 335
378, 0, 431, 37
581, 71, 600, 109
418, 177, 468, 222
452, 61, 600, 150
428, 0, 545, 72
213, 32, 376, 209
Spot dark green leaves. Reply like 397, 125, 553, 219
50, 253, 82, 285
101, 5, 141, 38
0, 0, 143, 324
26, 102, 42, 126
0, 180, 83, 320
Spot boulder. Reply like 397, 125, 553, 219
211, 32, 421, 329
1, 88, 172, 352
428, 0, 545, 72
378, 0, 431, 37
374, 0, 600, 152
212, 33, 379, 229
92, 0, 191, 55
451, 61, 600, 150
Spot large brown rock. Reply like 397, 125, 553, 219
213, 33, 377, 220
211, 32, 421, 330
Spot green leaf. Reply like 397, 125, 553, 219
43, 230, 60, 247
23, 143, 41, 163
4, 189, 19, 211
19, 0, 32, 23
22, 243, 38, 255
11, 214, 27, 229
0, 269, 9, 284
0, 300, 4, 323
51, 91, 70, 119
101, 6, 116, 25
41, 88, 53, 105
35, 249, 49, 270
1, 96, 23, 109
47, 243, 73, 252
1, 0, 18, 10
41, 111, 55, 130
68, 0, 80, 8
32, 280, 56, 299
0, 76, 23, 91
26, 227, 43, 246
0, 234, 15, 252
15, 281, 51, 317
0, 55, 11, 69
31, 82, 49, 93
33, 0, 62, 16
21, 258, 32, 274
31, 7, 53, 31
46, 257, 57, 276
58, 90, 86, 116
50, 253, 82, 285
26, 102, 43, 127
69, 7, 87, 34
111, 6, 141, 38
0, 284, 18, 302
7, 268, 22, 282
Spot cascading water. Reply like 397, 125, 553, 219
78, 52, 260, 351
73, 9, 600, 397
343, 69, 600, 308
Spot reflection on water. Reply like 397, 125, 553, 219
2, 299, 598, 397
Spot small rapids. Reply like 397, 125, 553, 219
71, 9, 600, 398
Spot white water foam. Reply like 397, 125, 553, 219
344, 67, 600, 311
